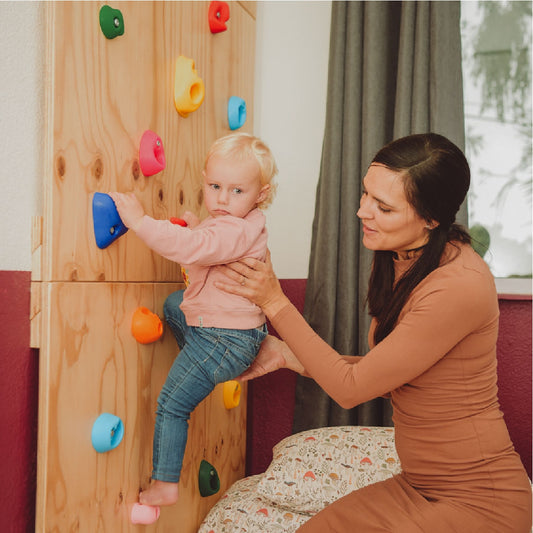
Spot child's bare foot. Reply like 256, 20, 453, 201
139, 480, 179, 506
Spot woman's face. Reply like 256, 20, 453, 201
357, 163, 431, 259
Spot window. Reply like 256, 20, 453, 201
461, 1, 532, 282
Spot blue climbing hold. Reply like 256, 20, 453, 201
227, 96, 247, 130
92, 192, 129, 249
91, 413, 125, 453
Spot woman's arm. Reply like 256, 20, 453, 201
216, 252, 363, 382
216, 249, 495, 410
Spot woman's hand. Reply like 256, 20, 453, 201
214, 250, 289, 318
109, 192, 145, 231
238, 335, 306, 382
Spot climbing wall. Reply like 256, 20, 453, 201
31, 2, 256, 531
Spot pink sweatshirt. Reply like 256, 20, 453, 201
135, 208, 267, 329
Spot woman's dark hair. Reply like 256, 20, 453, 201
367, 133, 471, 344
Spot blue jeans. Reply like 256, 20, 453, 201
152, 290, 267, 482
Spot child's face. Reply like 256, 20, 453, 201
202, 154, 270, 218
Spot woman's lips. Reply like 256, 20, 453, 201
362, 224, 377, 235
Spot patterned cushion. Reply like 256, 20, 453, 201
256, 425, 401, 513
197, 474, 313, 533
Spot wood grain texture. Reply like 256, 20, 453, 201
36, 2, 255, 530
36, 282, 247, 532
43, 1, 255, 282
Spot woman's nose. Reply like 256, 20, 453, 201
357, 196, 370, 219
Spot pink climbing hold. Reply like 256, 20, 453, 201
130, 502, 160, 524
139, 130, 166, 177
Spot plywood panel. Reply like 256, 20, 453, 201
43, 1, 255, 282
36, 282, 247, 532
37, 2, 255, 530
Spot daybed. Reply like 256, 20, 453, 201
199, 426, 401, 532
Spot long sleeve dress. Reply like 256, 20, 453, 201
270, 242, 531, 532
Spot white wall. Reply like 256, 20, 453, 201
254, 1, 331, 278
0, 1, 331, 279
0, 2, 45, 271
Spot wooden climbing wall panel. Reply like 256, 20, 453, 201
37, 283, 246, 531
34, 1, 256, 531
42, 0, 255, 282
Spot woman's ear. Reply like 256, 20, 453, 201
425, 220, 439, 230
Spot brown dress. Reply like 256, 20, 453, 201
270, 243, 532, 532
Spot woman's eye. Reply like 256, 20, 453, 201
210, 183, 220, 190
233, 188, 242, 194
378, 205, 391, 213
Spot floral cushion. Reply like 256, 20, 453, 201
197, 474, 313, 533
256, 425, 401, 513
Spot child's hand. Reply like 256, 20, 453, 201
181, 211, 201, 228
109, 192, 145, 231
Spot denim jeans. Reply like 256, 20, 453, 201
152, 289, 267, 482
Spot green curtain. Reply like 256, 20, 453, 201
293, 1, 466, 433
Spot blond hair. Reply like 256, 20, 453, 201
204, 133, 278, 209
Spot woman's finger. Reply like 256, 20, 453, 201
216, 264, 243, 282
215, 279, 248, 297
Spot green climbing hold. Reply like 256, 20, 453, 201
99, 5, 124, 40
198, 459, 220, 497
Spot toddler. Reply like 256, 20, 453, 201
110, 132, 277, 506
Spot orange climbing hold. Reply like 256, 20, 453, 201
131, 307, 163, 344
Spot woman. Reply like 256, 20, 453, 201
215, 133, 532, 532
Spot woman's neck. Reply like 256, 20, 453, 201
394, 244, 426, 260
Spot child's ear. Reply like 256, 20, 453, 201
256, 184, 271, 203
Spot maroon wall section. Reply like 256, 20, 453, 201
1, 273, 531, 533
245, 279, 305, 476
0, 271, 38, 533
496, 296, 532, 478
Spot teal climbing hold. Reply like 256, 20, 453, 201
99, 5, 125, 40
91, 413, 124, 453
228, 96, 246, 130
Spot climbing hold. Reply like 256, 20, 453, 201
99, 5, 124, 39
223, 380, 241, 409
131, 307, 163, 344
91, 413, 124, 453
209, 1, 230, 33
170, 217, 188, 227
199, 460, 220, 497
174, 56, 205, 118
139, 130, 166, 177
227, 96, 247, 130
92, 192, 129, 249
130, 503, 160, 525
